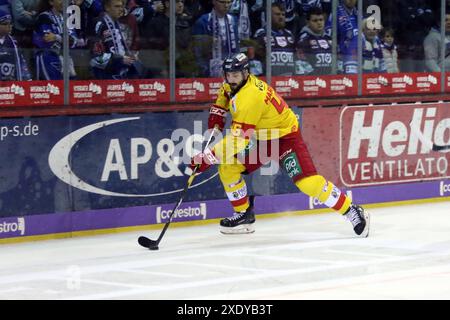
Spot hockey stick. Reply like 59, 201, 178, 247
138, 127, 218, 250
432, 144, 450, 151
409, 122, 450, 152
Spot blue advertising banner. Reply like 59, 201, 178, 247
0, 179, 449, 240
0, 109, 303, 218
0, 104, 448, 241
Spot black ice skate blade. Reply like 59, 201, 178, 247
138, 236, 159, 250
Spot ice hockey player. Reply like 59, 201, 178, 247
190, 52, 370, 237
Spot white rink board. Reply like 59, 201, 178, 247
1, 201, 450, 300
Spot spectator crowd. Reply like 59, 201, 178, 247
0, 0, 446, 81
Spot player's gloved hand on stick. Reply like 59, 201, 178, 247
208, 106, 227, 132
190, 147, 219, 173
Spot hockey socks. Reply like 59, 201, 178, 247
224, 177, 250, 212
296, 175, 370, 236
295, 175, 351, 214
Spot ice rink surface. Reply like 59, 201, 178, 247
1, 201, 450, 300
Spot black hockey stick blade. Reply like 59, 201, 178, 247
432, 144, 450, 152
138, 236, 159, 250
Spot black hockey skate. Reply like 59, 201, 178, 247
220, 195, 255, 234
344, 204, 370, 237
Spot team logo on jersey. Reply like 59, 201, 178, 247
275, 36, 288, 47
318, 40, 330, 49
0, 63, 15, 77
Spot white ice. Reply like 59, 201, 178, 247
1, 201, 450, 300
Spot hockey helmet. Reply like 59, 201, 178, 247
222, 53, 249, 74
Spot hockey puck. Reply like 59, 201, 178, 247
149, 246, 159, 251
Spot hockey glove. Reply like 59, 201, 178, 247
208, 106, 227, 132
190, 147, 219, 173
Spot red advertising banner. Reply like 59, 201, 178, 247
175, 78, 223, 102
175, 75, 358, 102
339, 104, 450, 187
0, 73, 446, 108
301, 103, 450, 188
273, 74, 358, 99
445, 74, 450, 92
326, 74, 359, 97
301, 106, 341, 185
272, 76, 304, 98
363, 72, 441, 95
0, 81, 64, 107
70, 79, 170, 105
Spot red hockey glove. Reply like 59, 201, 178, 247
190, 147, 219, 173
208, 106, 227, 132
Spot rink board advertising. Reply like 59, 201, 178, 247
0, 103, 448, 240
0, 73, 446, 106
339, 104, 450, 186
0, 179, 449, 240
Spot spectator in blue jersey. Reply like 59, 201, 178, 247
361, 16, 386, 73
0, 9, 32, 80
228, 0, 251, 40
325, 0, 358, 74
192, 0, 239, 77
33, 0, 84, 80
73, 0, 103, 39
90, 0, 145, 79
296, 6, 331, 75
254, 2, 295, 76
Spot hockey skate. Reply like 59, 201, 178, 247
220, 196, 255, 234
344, 204, 370, 237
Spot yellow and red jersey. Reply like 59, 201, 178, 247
212, 74, 299, 162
